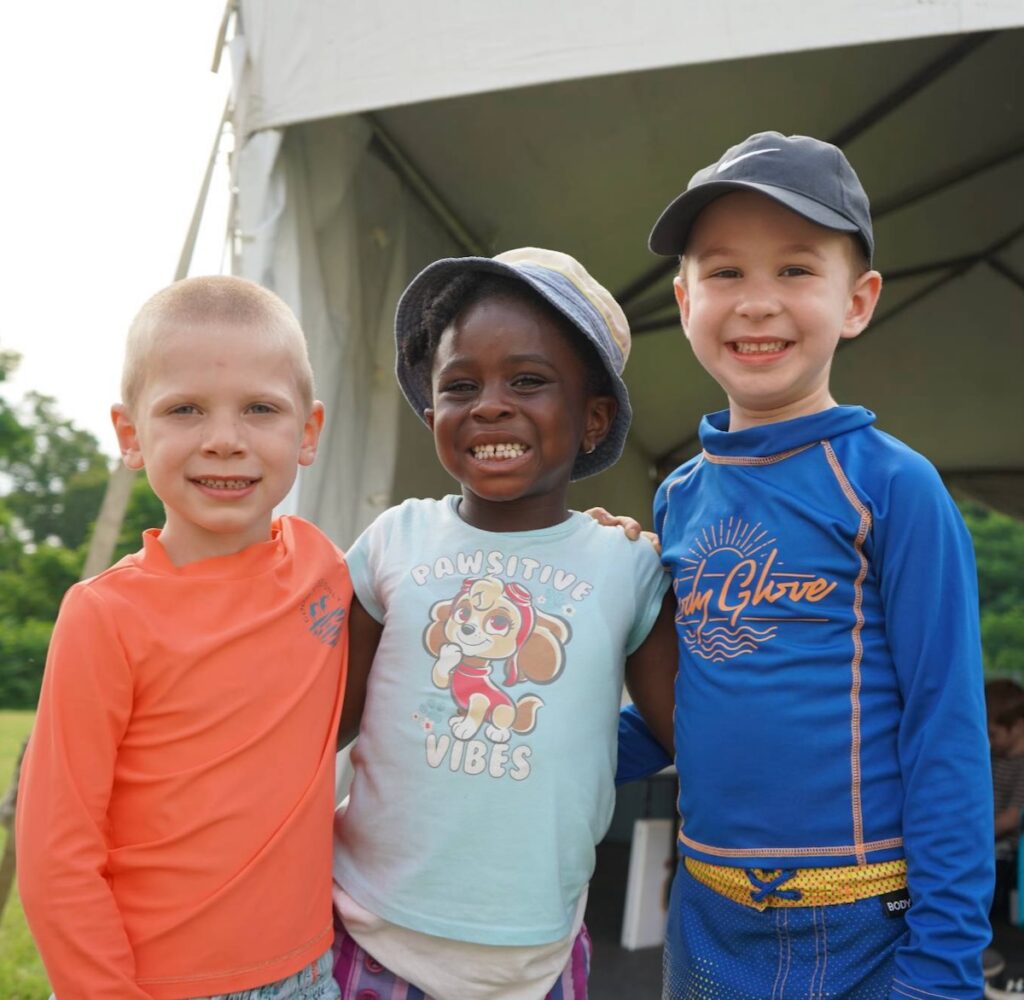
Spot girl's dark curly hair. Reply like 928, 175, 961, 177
400, 271, 612, 397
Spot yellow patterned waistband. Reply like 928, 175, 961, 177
684, 857, 908, 910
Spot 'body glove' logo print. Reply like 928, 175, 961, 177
675, 517, 837, 662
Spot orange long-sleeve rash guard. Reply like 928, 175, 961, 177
17, 516, 351, 999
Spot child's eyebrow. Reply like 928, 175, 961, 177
694, 243, 827, 262
692, 246, 738, 263
502, 353, 559, 367
778, 243, 827, 260
436, 353, 557, 374
148, 388, 296, 409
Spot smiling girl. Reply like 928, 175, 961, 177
330, 248, 676, 1000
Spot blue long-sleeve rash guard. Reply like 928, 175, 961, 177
618, 405, 992, 998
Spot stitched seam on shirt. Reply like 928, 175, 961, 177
678, 829, 903, 857
702, 442, 815, 465
822, 440, 871, 865
664, 455, 704, 507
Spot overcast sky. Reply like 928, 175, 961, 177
1, 3, 231, 455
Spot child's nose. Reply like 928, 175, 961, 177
471, 385, 514, 420
736, 280, 782, 321
201, 415, 246, 456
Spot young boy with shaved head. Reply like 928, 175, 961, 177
18, 276, 348, 1000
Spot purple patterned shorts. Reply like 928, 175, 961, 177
332, 915, 591, 1000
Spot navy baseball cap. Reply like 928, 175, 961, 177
648, 131, 874, 264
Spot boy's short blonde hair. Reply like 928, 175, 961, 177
121, 276, 315, 413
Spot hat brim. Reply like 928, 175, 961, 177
648, 181, 860, 256
394, 256, 632, 481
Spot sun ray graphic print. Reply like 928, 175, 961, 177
674, 515, 836, 663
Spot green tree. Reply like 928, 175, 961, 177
982, 612, 1024, 676
0, 356, 106, 705
958, 498, 1024, 681
0, 544, 81, 623
0, 349, 31, 464
114, 474, 165, 560
1, 391, 109, 550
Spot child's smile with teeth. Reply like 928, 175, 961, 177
471, 442, 528, 460
426, 294, 615, 531
732, 340, 790, 355
113, 316, 324, 565
674, 192, 881, 430
194, 477, 259, 490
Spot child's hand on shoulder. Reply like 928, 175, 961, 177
585, 507, 661, 555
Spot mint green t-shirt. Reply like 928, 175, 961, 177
333, 497, 668, 946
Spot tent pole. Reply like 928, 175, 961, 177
211, 0, 237, 73
80, 99, 232, 581
80, 463, 138, 581
860, 217, 1024, 338
872, 138, 1024, 218
176, 99, 231, 283
829, 32, 996, 148
364, 113, 487, 257
986, 257, 1024, 294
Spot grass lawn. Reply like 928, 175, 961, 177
0, 710, 50, 1000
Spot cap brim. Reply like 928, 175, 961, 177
648, 181, 859, 256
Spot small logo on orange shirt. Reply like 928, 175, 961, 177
301, 580, 346, 646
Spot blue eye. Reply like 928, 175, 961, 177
248, 402, 276, 414
169, 404, 199, 415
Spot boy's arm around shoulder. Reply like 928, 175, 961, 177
869, 458, 993, 994
16, 584, 152, 998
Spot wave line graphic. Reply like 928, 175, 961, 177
684, 624, 777, 663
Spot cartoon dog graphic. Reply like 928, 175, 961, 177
424, 577, 571, 743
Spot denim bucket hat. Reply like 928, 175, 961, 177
395, 247, 632, 480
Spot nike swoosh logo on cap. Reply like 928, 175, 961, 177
716, 148, 781, 173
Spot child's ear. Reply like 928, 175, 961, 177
424, 408, 435, 430
298, 401, 325, 467
841, 269, 883, 342
111, 404, 145, 471
582, 396, 617, 455
673, 275, 691, 338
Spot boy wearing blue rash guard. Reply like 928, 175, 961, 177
621, 132, 993, 998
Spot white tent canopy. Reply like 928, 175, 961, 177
230, 1, 1024, 544
233, 2, 1024, 129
